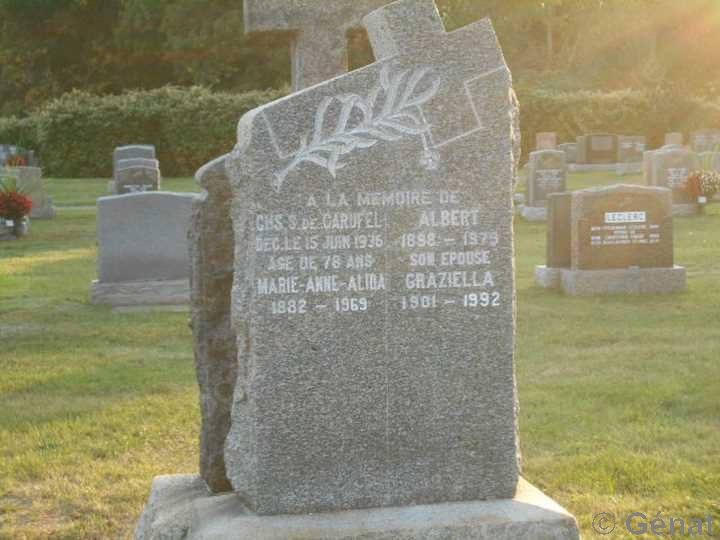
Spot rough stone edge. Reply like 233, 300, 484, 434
535, 266, 562, 289
560, 266, 687, 296
90, 279, 190, 307
521, 206, 547, 222
134, 475, 579, 540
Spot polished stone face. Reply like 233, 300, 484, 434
96, 192, 195, 283
570, 185, 674, 271
579, 133, 619, 164
225, 0, 520, 516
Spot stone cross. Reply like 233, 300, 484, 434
244, 0, 391, 91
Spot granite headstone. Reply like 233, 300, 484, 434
522, 150, 567, 221
137, 2, 579, 538
616, 135, 646, 175
536, 184, 686, 295
91, 192, 196, 306
650, 146, 701, 214
691, 129, 720, 153
558, 142, 577, 164
1, 166, 55, 219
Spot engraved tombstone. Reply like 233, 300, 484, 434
650, 147, 701, 215
113, 145, 156, 176
114, 165, 161, 194
616, 135, 646, 176
188, 0, 401, 495
536, 131, 557, 150
691, 129, 720, 153
522, 149, 567, 221
536, 184, 686, 295
244, 0, 391, 91
136, 1, 579, 538
91, 192, 196, 307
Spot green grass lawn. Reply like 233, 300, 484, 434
1, 178, 719, 539
45, 177, 200, 207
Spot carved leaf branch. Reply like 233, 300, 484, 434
273, 64, 441, 191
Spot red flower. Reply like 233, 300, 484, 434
0, 191, 33, 220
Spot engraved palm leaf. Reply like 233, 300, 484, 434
273, 64, 441, 191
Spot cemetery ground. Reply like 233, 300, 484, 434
1, 174, 718, 539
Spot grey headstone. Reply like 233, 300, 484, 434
1, 166, 55, 219
116, 158, 160, 172
535, 132, 557, 150
95, 192, 195, 284
558, 143, 577, 164
189, 156, 238, 493
225, 0, 520, 516
650, 147, 700, 205
115, 166, 161, 194
691, 129, 720, 153
525, 150, 567, 209
577, 133, 618, 164
244, 0, 391, 91
113, 145, 156, 178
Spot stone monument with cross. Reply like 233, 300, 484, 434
136, 1, 579, 538
244, 0, 391, 91
186, 0, 400, 496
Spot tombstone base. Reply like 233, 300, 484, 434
616, 163, 642, 176
672, 203, 700, 217
568, 163, 617, 173
30, 203, 57, 220
135, 475, 580, 540
91, 279, 190, 307
520, 206, 547, 222
535, 266, 563, 289
559, 266, 686, 296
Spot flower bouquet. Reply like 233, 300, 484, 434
0, 177, 33, 238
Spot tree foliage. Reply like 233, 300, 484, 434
0, 0, 718, 116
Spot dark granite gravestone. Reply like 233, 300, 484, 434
113, 145, 156, 176
136, 1, 579, 538
650, 146, 701, 215
691, 129, 720, 153
582, 133, 618, 164
244, 0, 391, 91
616, 135, 646, 175
522, 150, 567, 221
536, 185, 686, 295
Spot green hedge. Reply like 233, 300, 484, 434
519, 88, 720, 160
0, 85, 719, 177
0, 86, 284, 178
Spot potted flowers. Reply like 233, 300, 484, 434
0, 177, 33, 238
686, 151, 720, 211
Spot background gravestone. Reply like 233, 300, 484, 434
558, 142, 577, 164
91, 191, 196, 307
616, 135, 646, 175
536, 185, 686, 295
1, 166, 55, 219
665, 132, 684, 147
650, 147, 701, 215
138, 3, 578, 539
114, 165, 161, 194
536, 131, 557, 150
244, 0, 391, 91
522, 149, 566, 221
691, 129, 720, 153
582, 133, 618, 164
